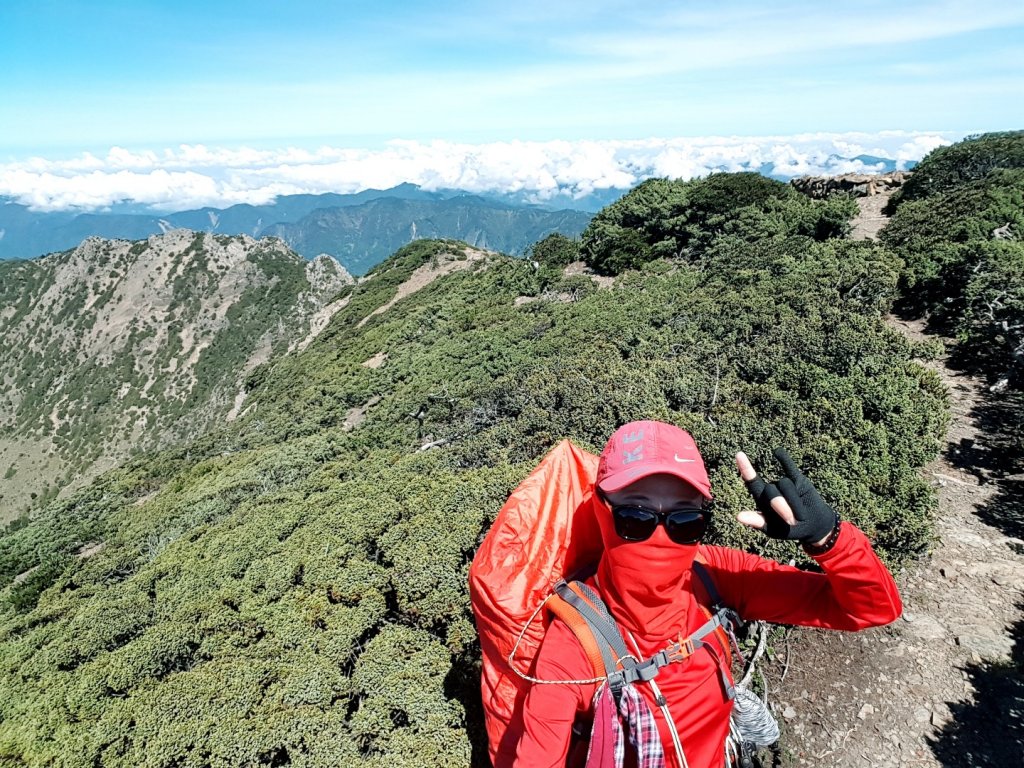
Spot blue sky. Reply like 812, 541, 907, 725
0, 1, 1020, 210
2, 0, 1021, 155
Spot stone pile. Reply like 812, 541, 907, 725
791, 171, 912, 199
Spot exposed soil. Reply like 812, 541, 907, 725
563, 260, 616, 290
760, 198, 1024, 767
342, 394, 382, 432
292, 294, 352, 354
356, 246, 489, 328
850, 196, 891, 241
362, 351, 388, 369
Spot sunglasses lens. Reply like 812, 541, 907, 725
665, 510, 709, 545
612, 505, 659, 541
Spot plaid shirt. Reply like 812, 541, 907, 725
586, 683, 666, 768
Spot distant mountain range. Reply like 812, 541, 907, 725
0, 157, 915, 272
0, 184, 595, 274
262, 196, 596, 276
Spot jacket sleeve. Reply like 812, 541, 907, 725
700, 522, 902, 630
512, 619, 593, 768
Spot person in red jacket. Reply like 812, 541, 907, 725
512, 420, 903, 768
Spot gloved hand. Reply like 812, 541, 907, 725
736, 448, 838, 545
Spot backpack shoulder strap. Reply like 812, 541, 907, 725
547, 580, 635, 686
547, 563, 746, 697
691, 557, 725, 610
692, 556, 743, 632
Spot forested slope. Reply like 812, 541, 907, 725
0, 170, 959, 765
263, 196, 592, 276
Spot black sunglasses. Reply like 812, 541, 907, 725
609, 503, 711, 545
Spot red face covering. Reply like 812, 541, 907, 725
594, 496, 697, 642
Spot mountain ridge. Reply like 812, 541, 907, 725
0, 230, 353, 522
0, 186, 592, 273
265, 196, 592, 275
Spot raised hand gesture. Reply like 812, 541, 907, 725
735, 448, 838, 548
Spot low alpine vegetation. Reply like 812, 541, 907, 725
10, 139, 1012, 764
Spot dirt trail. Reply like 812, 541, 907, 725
765, 196, 1024, 766
850, 196, 891, 241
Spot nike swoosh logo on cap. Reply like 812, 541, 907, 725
674, 455, 696, 463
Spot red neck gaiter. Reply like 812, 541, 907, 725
594, 497, 697, 642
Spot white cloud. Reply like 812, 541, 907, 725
0, 131, 957, 212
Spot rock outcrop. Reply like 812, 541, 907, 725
791, 172, 912, 199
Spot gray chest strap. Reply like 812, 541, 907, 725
553, 563, 743, 699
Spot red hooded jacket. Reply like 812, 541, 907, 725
512, 520, 902, 768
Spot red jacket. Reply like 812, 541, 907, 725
512, 522, 902, 768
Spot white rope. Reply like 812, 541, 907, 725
627, 630, 689, 768
726, 719, 742, 765
506, 592, 609, 686
731, 686, 781, 748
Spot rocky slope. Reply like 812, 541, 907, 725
790, 172, 911, 199
0, 230, 352, 524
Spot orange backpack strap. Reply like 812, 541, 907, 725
548, 580, 634, 688
694, 602, 733, 668
547, 589, 609, 679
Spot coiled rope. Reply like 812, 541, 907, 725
728, 621, 781, 753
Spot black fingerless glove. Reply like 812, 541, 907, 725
744, 447, 839, 546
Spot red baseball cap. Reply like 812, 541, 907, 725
596, 420, 712, 499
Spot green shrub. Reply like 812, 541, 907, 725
580, 173, 855, 275
0, 177, 952, 765
890, 130, 1024, 207
529, 232, 580, 269
881, 135, 1024, 389
959, 239, 1024, 384
881, 168, 1024, 317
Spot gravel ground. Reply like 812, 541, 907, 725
757, 308, 1024, 766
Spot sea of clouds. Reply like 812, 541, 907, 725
0, 131, 954, 213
